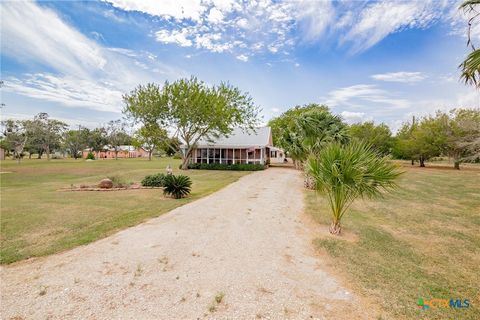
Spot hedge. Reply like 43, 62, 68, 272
187, 162, 266, 171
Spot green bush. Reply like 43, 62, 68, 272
86, 152, 95, 160
163, 175, 192, 199
141, 173, 166, 187
187, 163, 266, 171
172, 153, 182, 159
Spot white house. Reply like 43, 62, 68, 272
184, 127, 282, 165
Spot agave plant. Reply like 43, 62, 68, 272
306, 141, 401, 235
163, 174, 192, 199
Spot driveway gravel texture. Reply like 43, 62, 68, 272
1, 168, 377, 319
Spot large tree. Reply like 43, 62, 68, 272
269, 106, 349, 168
23, 113, 67, 160
443, 108, 480, 169
349, 121, 393, 156
0, 119, 27, 163
124, 77, 259, 169
132, 124, 168, 160
88, 127, 108, 159
64, 127, 90, 159
106, 120, 131, 160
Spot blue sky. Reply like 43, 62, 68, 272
1, 0, 479, 132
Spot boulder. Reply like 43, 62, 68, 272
98, 178, 113, 189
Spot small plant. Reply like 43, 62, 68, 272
141, 173, 166, 187
214, 292, 225, 304
86, 152, 95, 160
306, 141, 401, 235
163, 174, 192, 199
107, 175, 130, 188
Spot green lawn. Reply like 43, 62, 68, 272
306, 161, 480, 319
0, 157, 249, 264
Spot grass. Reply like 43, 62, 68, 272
0, 157, 249, 264
306, 161, 480, 319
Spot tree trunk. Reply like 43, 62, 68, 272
181, 148, 192, 170
148, 150, 152, 161
46, 146, 50, 161
419, 156, 425, 167
29, 153, 32, 159
115, 150, 118, 160
454, 160, 460, 170
411, 159, 414, 166
329, 220, 341, 235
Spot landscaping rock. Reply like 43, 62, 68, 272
98, 179, 113, 189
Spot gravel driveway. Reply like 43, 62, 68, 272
1, 168, 375, 319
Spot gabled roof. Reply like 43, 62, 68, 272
195, 127, 273, 148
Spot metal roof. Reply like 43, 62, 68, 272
195, 127, 273, 148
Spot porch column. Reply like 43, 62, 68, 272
261, 147, 264, 164
246, 148, 248, 164
207, 148, 209, 164
233, 148, 235, 164
220, 148, 222, 164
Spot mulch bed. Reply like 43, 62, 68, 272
58, 183, 163, 192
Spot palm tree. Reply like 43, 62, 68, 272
306, 141, 402, 235
460, 0, 480, 87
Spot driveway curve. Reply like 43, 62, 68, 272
1, 168, 373, 319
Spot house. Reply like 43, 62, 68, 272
184, 127, 283, 165
83, 145, 148, 159
269, 146, 286, 164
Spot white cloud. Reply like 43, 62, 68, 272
1, 1, 186, 113
342, 0, 450, 53
1, 1, 106, 78
207, 7, 224, 24
340, 111, 366, 124
236, 54, 249, 62
101, 0, 456, 59
155, 29, 193, 47
371, 71, 427, 83
271, 107, 280, 113
325, 84, 409, 109
4, 74, 123, 113
103, 0, 206, 21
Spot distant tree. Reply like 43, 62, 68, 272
124, 77, 259, 169
64, 127, 90, 159
349, 121, 393, 155
269, 106, 349, 168
307, 141, 401, 235
0, 119, 27, 163
23, 113, 67, 160
442, 108, 480, 169
88, 127, 108, 159
106, 120, 131, 160
268, 103, 329, 147
393, 114, 446, 167
132, 124, 168, 160
161, 136, 181, 156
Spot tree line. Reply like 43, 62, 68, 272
0, 113, 180, 162
268, 104, 480, 170
1, 77, 259, 165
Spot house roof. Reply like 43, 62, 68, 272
194, 127, 273, 148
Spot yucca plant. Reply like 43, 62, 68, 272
306, 141, 402, 235
163, 174, 192, 199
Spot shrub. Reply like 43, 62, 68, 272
141, 173, 166, 187
107, 175, 130, 188
172, 153, 182, 159
86, 152, 95, 160
187, 163, 266, 171
163, 175, 192, 199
